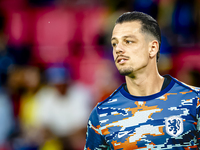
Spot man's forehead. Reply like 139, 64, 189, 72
111, 21, 142, 39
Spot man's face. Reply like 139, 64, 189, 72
111, 21, 151, 76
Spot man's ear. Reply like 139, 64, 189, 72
149, 40, 159, 58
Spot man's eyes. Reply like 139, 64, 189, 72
125, 40, 133, 44
111, 42, 117, 47
111, 40, 133, 47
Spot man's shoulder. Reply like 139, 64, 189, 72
169, 75, 200, 96
96, 84, 125, 107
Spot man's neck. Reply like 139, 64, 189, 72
125, 72, 164, 96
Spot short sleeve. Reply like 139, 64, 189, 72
84, 107, 110, 150
196, 93, 200, 148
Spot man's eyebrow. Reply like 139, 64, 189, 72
111, 35, 136, 41
123, 35, 136, 38
111, 37, 117, 41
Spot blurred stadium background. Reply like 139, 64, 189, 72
0, 0, 200, 149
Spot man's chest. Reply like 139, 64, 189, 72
98, 95, 198, 149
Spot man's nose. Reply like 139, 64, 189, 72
115, 43, 125, 54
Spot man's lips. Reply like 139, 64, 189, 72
115, 55, 129, 64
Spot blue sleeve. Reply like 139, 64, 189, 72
196, 93, 200, 148
84, 106, 110, 150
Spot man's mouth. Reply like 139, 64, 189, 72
116, 56, 129, 64
118, 59, 126, 63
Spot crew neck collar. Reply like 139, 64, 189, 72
120, 75, 175, 101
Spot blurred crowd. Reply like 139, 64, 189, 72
0, 0, 200, 150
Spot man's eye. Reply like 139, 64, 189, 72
126, 40, 133, 44
112, 43, 117, 47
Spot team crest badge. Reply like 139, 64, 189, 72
165, 116, 183, 137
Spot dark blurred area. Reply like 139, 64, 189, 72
0, 0, 200, 149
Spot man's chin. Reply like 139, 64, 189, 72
118, 69, 133, 76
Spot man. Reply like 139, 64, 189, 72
85, 11, 200, 149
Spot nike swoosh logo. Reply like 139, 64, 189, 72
118, 131, 131, 138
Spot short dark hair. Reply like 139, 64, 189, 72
115, 11, 161, 62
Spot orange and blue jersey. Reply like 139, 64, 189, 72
85, 75, 200, 150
